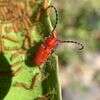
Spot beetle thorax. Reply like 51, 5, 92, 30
45, 36, 58, 48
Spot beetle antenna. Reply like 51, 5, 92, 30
45, 5, 58, 35
59, 40, 84, 50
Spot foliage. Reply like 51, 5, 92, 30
0, 0, 61, 100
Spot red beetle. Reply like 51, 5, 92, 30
33, 6, 84, 66
33, 32, 58, 65
33, 32, 84, 65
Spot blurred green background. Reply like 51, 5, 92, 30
53, 0, 100, 100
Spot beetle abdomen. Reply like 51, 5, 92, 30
33, 36, 58, 65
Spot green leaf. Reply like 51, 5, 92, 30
0, 1, 62, 100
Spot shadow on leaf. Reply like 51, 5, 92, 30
0, 53, 12, 99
